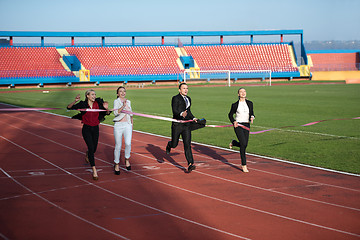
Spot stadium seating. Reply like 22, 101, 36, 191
0, 44, 301, 81
184, 44, 299, 72
308, 52, 359, 71
65, 46, 181, 76
0, 47, 74, 78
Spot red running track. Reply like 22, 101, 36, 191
0, 104, 359, 240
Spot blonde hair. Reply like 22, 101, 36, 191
85, 89, 95, 100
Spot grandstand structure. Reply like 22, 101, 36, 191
306, 49, 360, 82
307, 50, 359, 71
0, 30, 310, 87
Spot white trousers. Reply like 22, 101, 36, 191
114, 122, 132, 164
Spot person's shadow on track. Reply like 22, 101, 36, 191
192, 144, 243, 172
145, 144, 186, 172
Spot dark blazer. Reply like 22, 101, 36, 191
171, 93, 195, 121
228, 99, 254, 123
67, 97, 110, 122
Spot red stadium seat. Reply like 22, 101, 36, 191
0, 47, 74, 78
183, 44, 298, 72
64, 46, 181, 76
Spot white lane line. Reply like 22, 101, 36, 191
2, 112, 360, 237
2, 125, 360, 238
2, 115, 360, 212
0, 164, 129, 240
0, 136, 250, 240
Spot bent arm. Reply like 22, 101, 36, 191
67, 94, 81, 109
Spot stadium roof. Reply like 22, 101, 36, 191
0, 30, 303, 37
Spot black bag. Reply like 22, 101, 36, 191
190, 118, 206, 131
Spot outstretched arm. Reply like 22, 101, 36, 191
67, 94, 80, 109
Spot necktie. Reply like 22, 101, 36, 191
184, 97, 189, 108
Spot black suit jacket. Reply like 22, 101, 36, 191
172, 93, 195, 121
228, 99, 254, 123
67, 97, 110, 122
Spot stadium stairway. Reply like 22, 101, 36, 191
174, 47, 185, 70
288, 45, 298, 68
57, 49, 72, 72
174, 47, 200, 69
56, 48, 88, 81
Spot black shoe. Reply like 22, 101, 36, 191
114, 164, 120, 175
166, 144, 171, 154
187, 164, 196, 173
125, 159, 131, 171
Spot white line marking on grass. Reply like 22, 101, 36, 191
191, 117, 360, 140
118, 111, 360, 140
272, 128, 360, 140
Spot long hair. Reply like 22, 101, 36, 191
85, 89, 95, 101
116, 86, 126, 97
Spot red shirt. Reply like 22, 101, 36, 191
82, 101, 100, 126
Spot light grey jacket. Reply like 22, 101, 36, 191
113, 98, 133, 124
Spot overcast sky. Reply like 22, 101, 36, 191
0, 0, 359, 42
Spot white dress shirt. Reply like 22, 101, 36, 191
113, 98, 133, 124
235, 101, 250, 123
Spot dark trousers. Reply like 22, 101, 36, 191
232, 123, 250, 166
167, 122, 194, 165
82, 124, 99, 167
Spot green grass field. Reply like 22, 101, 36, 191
1, 83, 359, 174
